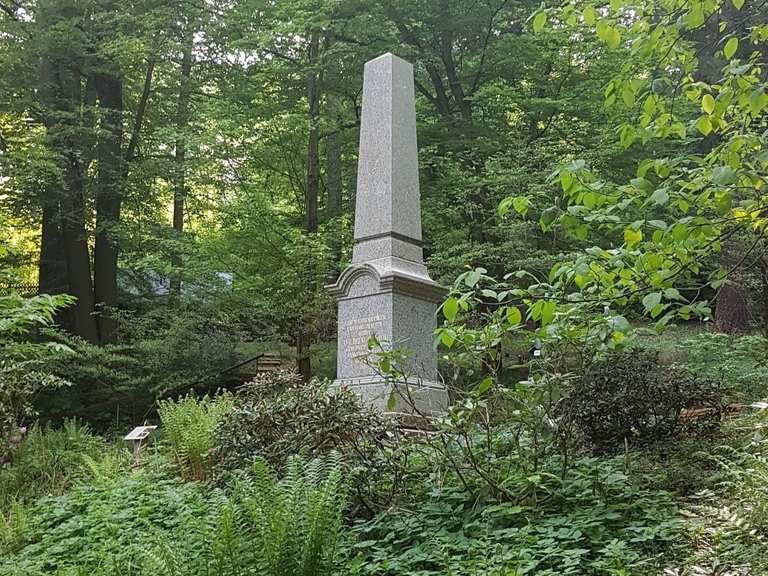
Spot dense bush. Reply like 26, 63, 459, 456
566, 349, 726, 451
215, 370, 390, 470
0, 294, 73, 459
37, 305, 243, 428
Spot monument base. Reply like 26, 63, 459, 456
334, 376, 448, 418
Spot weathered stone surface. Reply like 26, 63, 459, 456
328, 53, 448, 416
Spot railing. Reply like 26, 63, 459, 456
0, 283, 38, 297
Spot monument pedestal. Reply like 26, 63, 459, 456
328, 53, 449, 417
328, 259, 448, 417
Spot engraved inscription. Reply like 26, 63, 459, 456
345, 314, 385, 364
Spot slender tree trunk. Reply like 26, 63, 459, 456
304, 31, 320, 234
325, 84, 343, 282
297, 31, 321, 381
171, 26, 194, 295
38, 57, 67, 300
93, 72, 124, 342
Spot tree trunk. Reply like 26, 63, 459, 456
59, 64, 99, 343
93, 72, 124, 343
714, 239, 749, 334
304, 31, 321, 234
36, 0, 99, 343
297, 31, 321, 381
171, 25, 194, 295
325, 83, 343, 281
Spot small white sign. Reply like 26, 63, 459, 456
124, 425, 157, 442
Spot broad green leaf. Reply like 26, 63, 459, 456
583, 6, 595, 25
695, 115, 712, 135
465, 269, 482, 288
702, 94, 715, 114
443, 297, 458, 321
624, 227, 642, 246
642, 291, 662, 312
540, 301, 556, 326
386, 389, 397, 411
532, 11, 546, 33
732, 0, 744, 9
477, 376, 493, 393
750, 89, 768, 116
506, 306, 522, 326
650, 188, 669, 205
723, 37, 738, 59
512, 196, 531, 216
439, 329, 456, 348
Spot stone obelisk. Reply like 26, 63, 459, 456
327, 53, 448, 416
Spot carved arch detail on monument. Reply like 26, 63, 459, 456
327, 263, 381, 299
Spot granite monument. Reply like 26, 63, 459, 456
327, 53, 448, 416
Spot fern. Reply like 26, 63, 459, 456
142, 453, 348, 576
157, 393, 233, 481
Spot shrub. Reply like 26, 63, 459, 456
566, 349, 726, 451
157, 393, 233, 481
343, 455, 680, 576
214, 370, 397, 511
0, 293, 73, 458
0, 420, 108, 512
38, 305, 243, 428
215, 370, 388, 467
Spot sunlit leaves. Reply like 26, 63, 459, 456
723, 37, 738, 59
695, 116, 712, 135
596, 20, 621, 49
442, 297, 458, 322
499, 196, 531, 217
623, 227, 642, 246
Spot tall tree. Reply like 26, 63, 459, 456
171, 16, 196, 295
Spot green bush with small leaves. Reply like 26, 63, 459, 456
566, 349, 726, 451
214, 371, 394, 506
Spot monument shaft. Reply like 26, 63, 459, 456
328, 53, 448, 416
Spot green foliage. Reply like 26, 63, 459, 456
214, 371, 394, 509
0, 294, 73, 457
158, 393, 233, 481
665, 332, 768, 402
0, 420, 110, 512
1, 453, 347, 576
566, 349, 726, 451
1, 471, 211, 575
38, 304, 243, 427
344, 455, 680, 576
